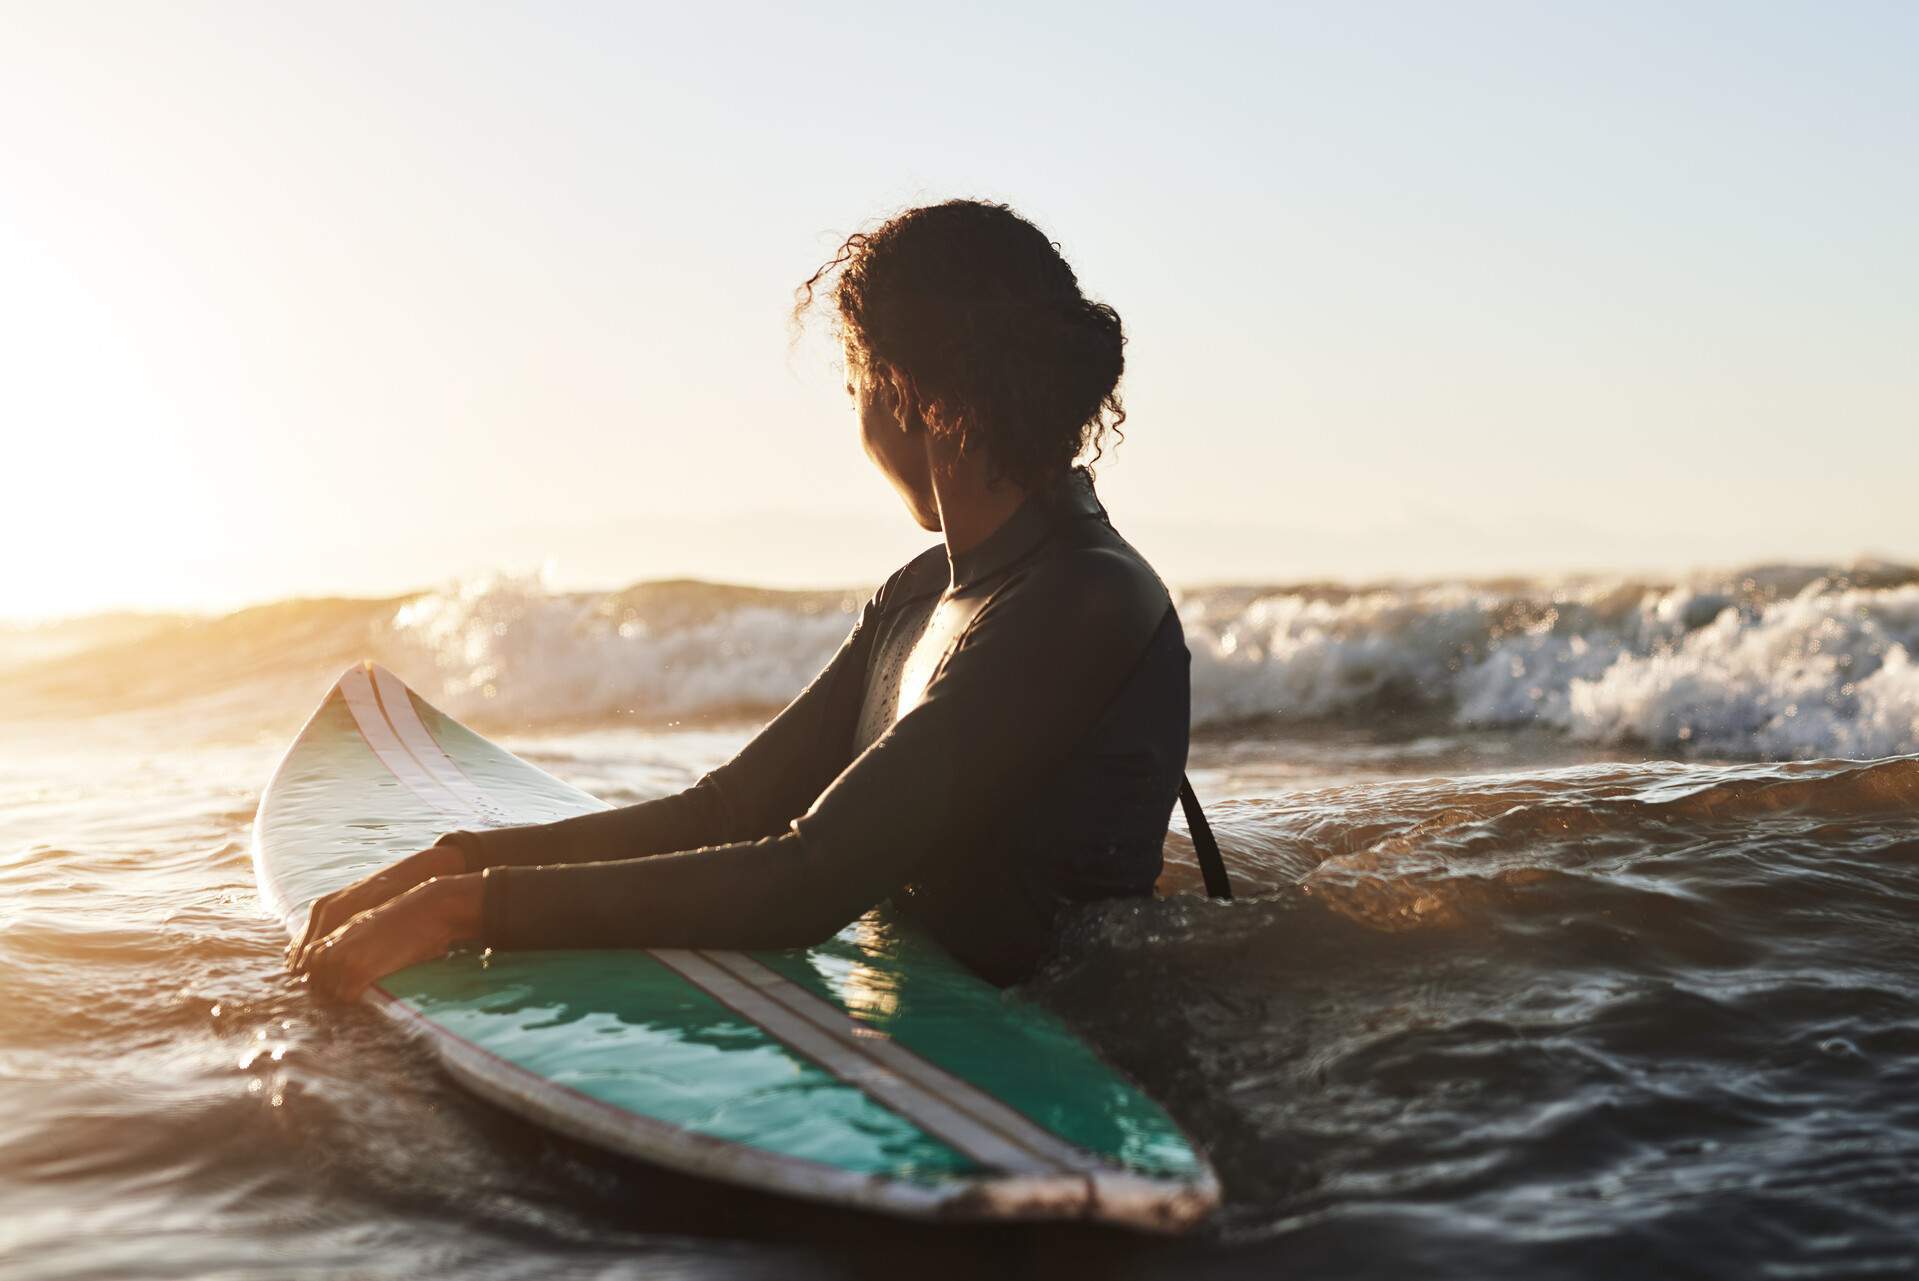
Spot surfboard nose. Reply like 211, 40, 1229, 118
335, 660, 400, 690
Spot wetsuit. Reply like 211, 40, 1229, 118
439, 467, 1189, 984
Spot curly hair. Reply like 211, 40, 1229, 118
794, 199, 1126, 493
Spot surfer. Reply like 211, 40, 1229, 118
294, 199, 1208, 998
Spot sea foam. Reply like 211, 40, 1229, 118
384, 573, 859, 726
1182, 569, 1919, 758
9, 563, 1915, 761
376, 564, 1919, 759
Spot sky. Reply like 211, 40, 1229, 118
1, 1, 1914, 620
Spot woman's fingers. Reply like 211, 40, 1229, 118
304, 933, 364, 1002
305, 941, 360, 1002
288, 885, 366, 971
296, 911, 359, 975
299, 910, 384, 1000
287, 894, 342, 970
300, 885, 462, 1002
284, 847, 468, 971
288, 853, 476, 992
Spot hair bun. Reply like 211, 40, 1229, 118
795, 199, 1128, 490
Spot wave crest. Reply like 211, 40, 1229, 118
8, 562, 1917, 759
384, 574, 860, 725
1183, 565, 1919, 757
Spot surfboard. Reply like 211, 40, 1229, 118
252, 663, 1219, 1230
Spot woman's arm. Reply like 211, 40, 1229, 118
473, 549, 1168, 952
300, 549, 1169, 997
290, 595, 878, 969
439, 594, 880, 872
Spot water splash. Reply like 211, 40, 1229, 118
6, 562, 1918, 758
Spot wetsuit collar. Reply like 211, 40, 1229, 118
948, 467, 1105, 591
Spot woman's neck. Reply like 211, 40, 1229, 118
929, 447, 1029, 561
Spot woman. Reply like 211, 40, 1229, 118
292, 199, 1196, 997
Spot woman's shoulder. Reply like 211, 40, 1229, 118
951, 517, 1171, 661
868, 544, 948, 615
1028, 539, 1173, 632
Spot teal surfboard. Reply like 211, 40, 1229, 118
253, 663, 1219, 1230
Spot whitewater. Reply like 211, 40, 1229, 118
10, 560, 1918, 758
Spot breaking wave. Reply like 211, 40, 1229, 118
1182, 561, 1919, 758
6, 562, 1918, 759
384, 576, 861, 726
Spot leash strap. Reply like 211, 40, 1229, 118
1179, 775, 1233, 900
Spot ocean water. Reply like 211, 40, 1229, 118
3, 565, 1918, 1279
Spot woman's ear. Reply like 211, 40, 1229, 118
897, 400, 927, 436
889, 382, 929, 436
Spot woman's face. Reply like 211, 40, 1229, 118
849, 356, 941, 532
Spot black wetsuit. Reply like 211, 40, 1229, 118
440, 467, 1189, 984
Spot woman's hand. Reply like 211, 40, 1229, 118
285, 843, 467, 971
295, 873, 485, 1002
